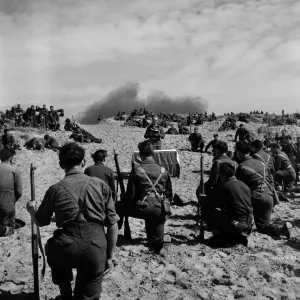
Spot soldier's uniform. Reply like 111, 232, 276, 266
188, 132, 205, 152
1, 132, 16, 150
282, 143, 297, 169
252, 149, 275, 186
202, 176, 253, 244
35, 170, 119, 299
234, 127, 250, 142
0, 161, 23, 236
165, 126, 179, 135
273, 151, 296, 191
204, 138, 218, 153
84, 163, 116, 201
236, 157, 282, 237
25, 138, 44, 151
178, 126, 189, 135
118, 157, 172, 251
144, 124, 165, 150
44, 136, 60, 151
204, 155, 237, 193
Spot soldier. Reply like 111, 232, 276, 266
15, 104, 24, 114
178, 124, 190, 135
44, 134, 60, 151
200, 162, 253, 247
26, 143, 119, 300
117, 140, 172, 254
15, 115, 26, 127
204, 134, 219, 153
48, 106, 60, 131
282, 135, 297, 170
201, 141, 237, 195
64, 119, 76, 132
1, 129, 17, 150
188, 127, 205, 152
0, 149, 23, 237
165, 124, 179, 135
294, 137, 300, 184
24, 137, 44, 151
234, 124, 249, 142
270, 143, 296, 192
251, 139, 274, 186
84, 150, 116, 201
25, 105, 36, 125
144, 116, 165, 150
40, 104, 48, 115
235, 141, 294, 238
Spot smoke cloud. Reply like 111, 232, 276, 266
76, 82, 208, 124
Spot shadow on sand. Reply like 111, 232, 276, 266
0, 292, 35, 300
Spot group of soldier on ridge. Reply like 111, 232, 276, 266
1, 104, 64, 131
1, 111, 300, 299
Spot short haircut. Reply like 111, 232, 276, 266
270, 143, 280, 149
286, 135, 292, 140
44, 134, 49, 140
4, 129, 8, 133
214, 141, 228, 153
92, 149, 107, 162
138, 140, 154, 157
213, 134, 219, 138
219, 162, 235, 178
0, 149, 15, 161
59, 143, 85, 168
236, 141, 250, 154
239, 124, 244, 127
251, 139, 263, 150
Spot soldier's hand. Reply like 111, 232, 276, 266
103, 258, 113, 277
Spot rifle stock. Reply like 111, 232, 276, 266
30, 164, 40, 300
113, 150, 132, 240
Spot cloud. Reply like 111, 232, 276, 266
0, 0, 299, 115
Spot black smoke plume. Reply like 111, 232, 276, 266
76, 82, 208, 124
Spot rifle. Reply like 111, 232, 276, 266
113, 150, 132, 240
196, 153, 205, 242
29, 164, 46, 300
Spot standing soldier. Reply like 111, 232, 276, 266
235, 141, 294, 238
117, 140, 172, 254
188, 127, 205, 152
144, 116, 165, 150
0, 149, 23, 237
234, 124, 250, 142
270, 143, 296, 192
84, 149, 116, 201
26, 143, 119, 300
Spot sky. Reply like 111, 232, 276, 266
0, 0, 300, 116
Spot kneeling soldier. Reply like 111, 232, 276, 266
117, 140, 172, 253
201, 162, 253, 247
27, 143, 119, 300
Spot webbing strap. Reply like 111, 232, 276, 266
57, 177, 91, 211
254, 153, 270, 166
137, 166, 165, 196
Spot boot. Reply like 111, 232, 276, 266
281, 222, 298, 240
3, 226, 14, 237
56, 282, 72, 300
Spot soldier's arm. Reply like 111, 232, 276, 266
144, 127, 150, 139
204, 141, 212, 152
125, 168, 136, 202
14, 169, 23, 201
164, 173, 173, 202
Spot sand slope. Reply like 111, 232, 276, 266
0, 119, 300, 300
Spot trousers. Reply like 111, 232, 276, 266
0, 191, 15, 237
274, 170, 296, 191
46, 222, 107, 300
117, 198, 166, 248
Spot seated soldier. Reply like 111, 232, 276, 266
178, 124, 189, 135
200, 162, 253, 247
165, 124, 179, 135
0, 149, 23, 237
84, 150, 116, 201
64, 119, 75, 132
44, 134, 60, 151
15, 115, 26, 127
70, 131, 85, 143
270, 143, 296, 192
24, 137, 44, 151
188, 127, 205, 152
282, 135, 297, 170
116, 140, 172, 254
204, 134, 219, 153
1, 129, 17, 150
